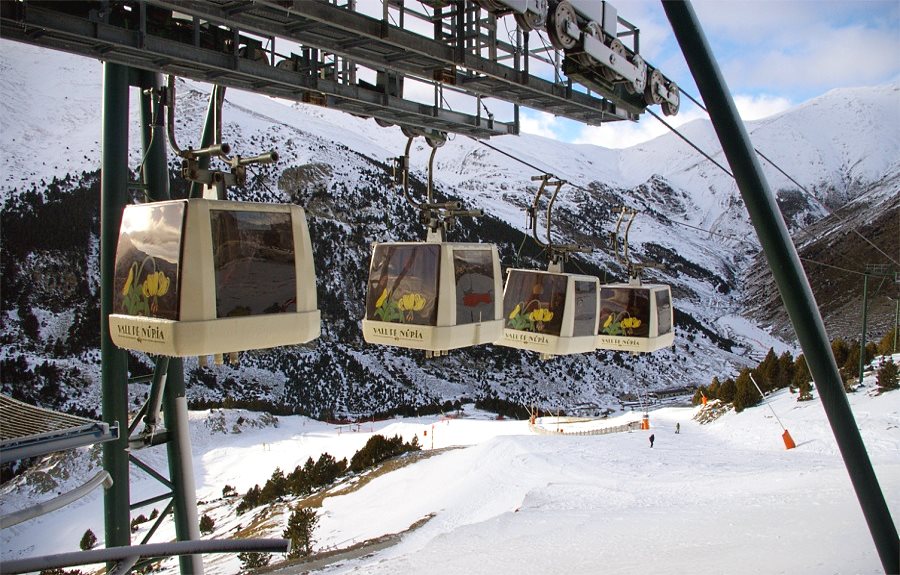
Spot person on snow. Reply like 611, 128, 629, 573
649, 433, 655, 448
676, 422, 680, 434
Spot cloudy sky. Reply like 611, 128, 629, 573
518, 0, 900, 147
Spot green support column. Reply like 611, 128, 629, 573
140, 70, 204, 575
858, 274, 869, 386
100, 62, 132, 551
189, 85, 225, 199
662, 3, 898, 573
894, 296, 899, 354
164, 359, 203, 574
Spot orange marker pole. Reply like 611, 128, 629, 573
749, 373, 794, 450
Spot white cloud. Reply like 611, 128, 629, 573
573, 105, 707, 149
732, 94, 793, 121
519, 110, 565, 140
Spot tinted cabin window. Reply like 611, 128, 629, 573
114, 202, 185, 320
572, 280, 598, 337
599, 287, 650, 338
503, 270, 567, 337
655, 289, 672, 335
366, 244, 439, 326
210, 210, 297, 318
454, 249, 496, 324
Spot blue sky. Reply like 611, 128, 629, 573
518, 0, 900, 147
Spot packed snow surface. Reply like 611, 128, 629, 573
3, 362, 899, 575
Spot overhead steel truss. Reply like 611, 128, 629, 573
0, 0, 653, 139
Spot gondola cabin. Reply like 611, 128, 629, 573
497, 270, 600, 357
362, 242, 504, 353
597, 283, 674, 353
109, 199, 320, 356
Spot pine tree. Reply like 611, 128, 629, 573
199, 513, 215, 535
283, 506, 319, 559
792, 354, 810, 391
831, 338, 851, 369
798, 379, 813, 401
732, 369, 759, 413
79, 529, 97, 551
878, 326, 897, 355
876, 359, 898, 393
238, 551, 271, 571
775, 351, 794, 390
717, 378, 735, 404
756, 349, 779, 392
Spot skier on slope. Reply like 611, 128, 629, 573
649, 433, 655, 448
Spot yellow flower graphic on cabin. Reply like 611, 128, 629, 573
397, 293, 426, 312
529, 308, 553, 323
397, 292, 427, 322
601, 313, 642, 336
121, 259, 170, 317
141, 271, 170, 298
507, 302, 554, 333
375, 288, 388, 309
123, 264, 136, 296
373, 289, 426, 323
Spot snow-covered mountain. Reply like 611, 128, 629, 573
2, 38, 898, 418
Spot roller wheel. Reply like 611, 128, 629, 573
662, 83, 680, 116
514, 0, 547, 31
627, 54, 647, 94
547, 1, 579, 51
644, 69, 664, 106
602, 38, 626, 81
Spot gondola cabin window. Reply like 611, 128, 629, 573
503, 271, 568, 337
365, 244, 439, 326
573, 280, 599, 337
210, 210, 297, 318
109, 199, 320, 357
454, 249, 498, 325
113, 201, 184, 321
656, 289, 673, 336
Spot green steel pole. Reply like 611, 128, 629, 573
100, 62, 132, 552
189, 85, 225, 199
140, 70, 204, 575
662, 3, 898, 573
163, 358, 203, 574
858, 274, 869, 386
894, 297, 898, 354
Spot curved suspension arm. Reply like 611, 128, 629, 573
165, 75, 230, 159
399, 136, 425, 211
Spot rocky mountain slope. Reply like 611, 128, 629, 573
2, 39, 897, 418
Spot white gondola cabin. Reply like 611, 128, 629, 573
596, 283, 674, 353
497, 269, 600, 357
362, 242, 504, 353
109, 198, 320, 356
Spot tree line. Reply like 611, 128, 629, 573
693, 327, 899, 412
